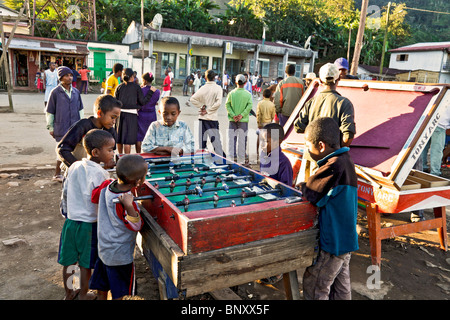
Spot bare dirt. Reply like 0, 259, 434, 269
0, 91, 449, 301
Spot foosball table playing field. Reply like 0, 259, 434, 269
131, 152, 319, 299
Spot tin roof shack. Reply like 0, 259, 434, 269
0, 4, 29, 36
4, 34, 88, 91
389, 42, 450, 84
122, 21, 316, 84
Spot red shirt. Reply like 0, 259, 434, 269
163, 75, 171, 91
79, 68, 90, 81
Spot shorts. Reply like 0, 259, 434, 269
58, 219, 98, 269
89, 258, 136, 299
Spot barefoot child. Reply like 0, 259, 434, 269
141, 97, 194, 157
89, 154, 148, 300
58, 129, 116, 300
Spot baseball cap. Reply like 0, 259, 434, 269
236, 74, 246, 84
334, 57, 349, 70
319, 63, 340, 83
303, 72, 316, 80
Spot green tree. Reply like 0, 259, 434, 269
214, 2, 263, 39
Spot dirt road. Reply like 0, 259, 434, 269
0, 90, 449, 301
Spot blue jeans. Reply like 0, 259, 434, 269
422, 126, 446, 176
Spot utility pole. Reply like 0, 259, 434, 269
350, 0, 369, 76
379, 2, 392, 79
0, 3, 27, 112
141, 0, 145, 75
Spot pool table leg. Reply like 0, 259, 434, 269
434, 206, 448, 251
366, 203, 382, 267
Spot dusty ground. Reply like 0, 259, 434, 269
0, 89, 449, 301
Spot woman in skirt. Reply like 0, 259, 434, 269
136, 72, 160, 153
115, 68, 154, 154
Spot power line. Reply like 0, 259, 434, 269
404, 6, 450, 15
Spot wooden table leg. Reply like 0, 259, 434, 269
434, 206, 448, 251
366, 203, 382, 267
283, 271, 301, 300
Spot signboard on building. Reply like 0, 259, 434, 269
225, 42, 233, 55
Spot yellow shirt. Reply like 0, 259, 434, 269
256, 98, 276, 127
106, 75, 119, 96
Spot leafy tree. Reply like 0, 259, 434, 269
158, 0, 219, 33
214, 2, 263, 39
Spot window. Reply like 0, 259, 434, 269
260, 60, 270, 77
178, 54, 186, 78
161, 53, 176, 77
191, 56, 209, 74
295, 64, 302, 78
212, 57, 222, 75
277, 62, 284, 78
396, 54, 409, 62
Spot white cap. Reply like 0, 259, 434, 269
303, 72, 316, 80
319, 63, 340, 83
236, 74, 246, 84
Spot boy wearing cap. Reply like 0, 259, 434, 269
46, 66, 84, 181
294, 63, 356, 182
225, 74, 253, 164
334, 58, 358, 80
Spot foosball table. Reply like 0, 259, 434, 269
282, 79, 450, 267
132, 152, 318, 299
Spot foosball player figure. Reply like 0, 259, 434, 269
170, 180, 176, 192
241, 188, 247, 204
183, 195, 190, 212
195, 184, 203, 197
213, 192, 219, 208
215, 176, 222, 188
185, 178, 192, 190
222, 182, 229, 193
201, 177, 207, 187
153, 182, 159, 189
231, 200, 236, 207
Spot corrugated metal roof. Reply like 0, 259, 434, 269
389, 42, 450, 53
6, 35, 88, 54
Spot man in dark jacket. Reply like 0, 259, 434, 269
298, 117, 358, 300
45, 66, 84, 182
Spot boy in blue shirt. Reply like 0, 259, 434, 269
298, 117, 358, 300
259, 123, 293, 186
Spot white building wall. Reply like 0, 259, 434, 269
389, 50, 444, 72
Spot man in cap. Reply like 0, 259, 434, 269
45, 66, 84, 182
294, 63, 356, 183
303, 72, 317, 89
334, 58, 359, 80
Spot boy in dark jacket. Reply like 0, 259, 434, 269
298, 117, 358, 300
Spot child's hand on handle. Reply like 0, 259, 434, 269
118, 193, 138, 217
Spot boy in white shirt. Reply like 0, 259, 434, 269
57, 129, 115, 300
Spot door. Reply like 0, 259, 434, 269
93, 52, 106, 81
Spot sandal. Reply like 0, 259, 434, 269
52, 174, 64, 183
